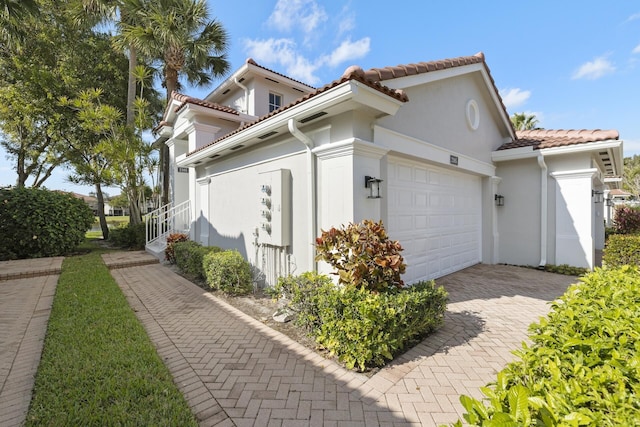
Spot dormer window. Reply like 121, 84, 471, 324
269, 92, 282, 113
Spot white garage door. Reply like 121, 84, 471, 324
387, 157, 481, 283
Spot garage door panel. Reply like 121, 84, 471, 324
388, 157, 481, 282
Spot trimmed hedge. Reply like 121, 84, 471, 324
453, 266, 640, 426
0, 187, 94, 260
272, 274, 448, 371
203, 250, 253, 295
173, 241, 221, 280
603, 234, 640, 267
108, 222, 145, 249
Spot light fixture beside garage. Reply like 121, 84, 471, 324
592, 190, 604, 203
494, 194, 504, 207
365, 176, 383, 199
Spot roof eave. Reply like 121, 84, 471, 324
178, 80, 404, 167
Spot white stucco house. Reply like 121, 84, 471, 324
148, 52, 623, 286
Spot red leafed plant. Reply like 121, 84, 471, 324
165, 233, 189, 264
315, 220, 406, 292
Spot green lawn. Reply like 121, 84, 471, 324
26, 241, 197, 426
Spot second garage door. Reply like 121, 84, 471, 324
387, 157, 482, 283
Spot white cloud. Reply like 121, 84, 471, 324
243, 38, 322, 85
633, 44, 640, 54
326, 38, 370, 68
268, 0, 327, 34
626, 13, 640, 23
500, 88, 531, 110
572, 56, 616, 80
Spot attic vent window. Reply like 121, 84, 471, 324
300, 111, 327, 123
465, 99, 480, 131
222, 89, 230, 95
229, 145, 244, 151
209, 154, 220, 159
258, 131, 278, 140
292, 87, 305, 93
265, 77, 279, 83
238, 77, 245, 83
269, 92, 282, 113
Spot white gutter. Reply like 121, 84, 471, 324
288, 118, 317, 270
537, 153, 548, 267
234, 77, 249, 114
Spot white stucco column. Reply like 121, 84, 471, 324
185, 123, 220, 152
166, 139, 189, 206
313, 138, 389, 228
489, 176, 502, 264
551, 169, 597, 269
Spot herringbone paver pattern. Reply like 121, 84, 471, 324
0, 258, 61, 427
110, 259, 575, 427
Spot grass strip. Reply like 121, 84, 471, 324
26, 245, 198, 426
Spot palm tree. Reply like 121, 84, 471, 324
69, 0, 143, 126
0, 0, 39, 49
121, 0, 230, 205
511, 112, 540, 131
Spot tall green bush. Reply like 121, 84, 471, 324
0, 187, 94, 260
174, 241, 221, 280
203, 250, 253, 295
452, 266, 640, 426
315, 220, 406, 292
603, 234, 640, 267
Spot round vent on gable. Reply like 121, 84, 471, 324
466, 99, 480, 131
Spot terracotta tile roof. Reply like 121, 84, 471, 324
360, 52, 515, 138
188, 69, 409, 157
171, 91, 239, 115
362, 52, 486, 81
246, 58, 316, 89
498, 129, 620, 150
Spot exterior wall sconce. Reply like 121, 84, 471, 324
592, 190, 604, 204
606, 198, 614, 207
494, 194, 504, 207
365, 176, 383, 199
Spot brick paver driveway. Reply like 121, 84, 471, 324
107, 254, 576, 427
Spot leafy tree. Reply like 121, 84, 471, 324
121, 0, 230, 205
623, 155, 640, 198
511, 112, 540, 131
0, 1, 78, 187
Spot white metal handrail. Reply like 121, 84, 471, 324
145, 200, 191, 245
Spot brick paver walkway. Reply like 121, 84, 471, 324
107, 253, 576, 427
0, 257, 62, 426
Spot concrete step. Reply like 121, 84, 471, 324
145, 240, 167, 262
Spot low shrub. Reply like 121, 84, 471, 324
275, 274, 447, 371
174, 241, 222, 280
203, 250, 253, 295
613, 205, 640, 234
603, 234, 640, 267
0, 187, 94, 260
543, 264, 589, 276
271, 272, 334, 331
452, 266, 640, 426
165, 233, 189, 264
315, 220, 406, 292
108, 222, 146, 249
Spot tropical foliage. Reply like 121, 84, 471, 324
452, 266, 640, 426
510, 112, 540, 131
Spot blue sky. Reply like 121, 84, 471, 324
1, 0, 639, 195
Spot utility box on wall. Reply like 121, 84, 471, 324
258, 169, 291, 247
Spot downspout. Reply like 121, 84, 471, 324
537, 152, 548, 267
288, 118, 317, 270
233, 77, 249, 114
